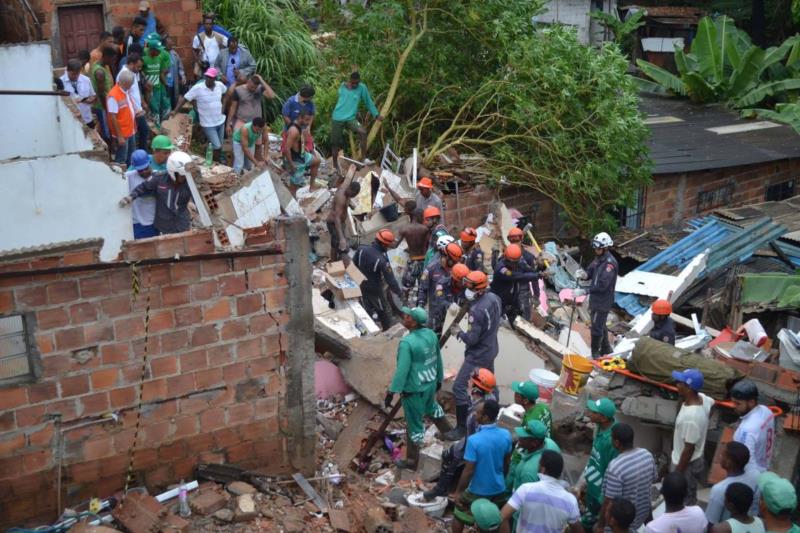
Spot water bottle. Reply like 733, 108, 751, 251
178, 480, 191, 517
205, 143, 213, 167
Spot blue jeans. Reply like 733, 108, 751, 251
133, 223, 159, 239
93, 108, 109, 141
232, 141, 252, 174
114, 135, 137, 165
202, 123, 225, 150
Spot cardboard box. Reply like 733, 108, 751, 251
327, 261, 347, 277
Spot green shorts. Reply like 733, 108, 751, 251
283, 151, 314, 186
330, 119, 362, 147
454, 489, 509, 525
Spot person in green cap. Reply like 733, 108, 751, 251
758, 472, 799, 533
507, 420, 561, 492
150, 134, 173, 172
471, 498, 502, 533
384, 306, 452, 470
580, 396, 619, 530
143, 33, 171, 121
513, 380, 552, 434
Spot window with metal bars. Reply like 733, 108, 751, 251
765, 179, 796, 202
0, 314, 36, 385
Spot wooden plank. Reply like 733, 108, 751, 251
332, 402, 379, 469
292, 472, 329, 513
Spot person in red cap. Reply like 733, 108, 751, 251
490, 244, 540, 325
386, 175, 445, 223
460, 228, 485, 273
353, 229, 402, 330
421, 206, 449, 262
650, 299, 676, 345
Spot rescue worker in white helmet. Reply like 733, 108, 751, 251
575, 232, 618, 358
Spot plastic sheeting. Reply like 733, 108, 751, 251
740, 273, 800, 309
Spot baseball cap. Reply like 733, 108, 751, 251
400, 306, 427, 326
471, 498, 501, 531
512, 381, 539, 402
671, 369, 704, 391
204, 67, 219, 78
758, 472, 797, 514
586, 397, 616, 419
515, 419, 547, 439
139, 0, 150, 9
730, 380, 759, 401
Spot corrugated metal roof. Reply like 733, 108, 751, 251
0, 238, 104, 263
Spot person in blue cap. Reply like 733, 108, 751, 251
125, 149, 158, 239
671, 368, 714, 505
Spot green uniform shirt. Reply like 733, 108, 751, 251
90, 63, 112, 110
143, 49, 170, 88
332, 82, 379, 122
583, 423, 618, 507
507, 438, 561, 491
232, 121, 261, 148
389, 327, 443, 393
523, 403, 552, 436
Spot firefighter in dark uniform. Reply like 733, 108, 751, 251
575, 232, 618, 358
650, 299, 676, 345
450, 263, 470, 307
417, 242, 463, 335
353, 229, 402, 331
460, 228, 485, 273
490, 244, 539, 324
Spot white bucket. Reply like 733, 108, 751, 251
529, 368, 559, 403
407, 492, 448, 518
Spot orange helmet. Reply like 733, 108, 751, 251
444, 242, 463, 262
451, 263, 470, 282
652, 299, 672, 315
508, 228, 524, 240
504, 244, 523, 261
464, 270, 489, 290
471, 368, 497, 392
423, 206, 441, 220
376, 229, 395, 246
460, 228, 477, 243
417, 177, 433, 189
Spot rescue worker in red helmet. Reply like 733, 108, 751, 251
450, 263, 471, 307
353, 229, 401, 330
418, 242, 463, 335
650, 299, 676, 345
422, 206, 448, 262
459, 228, 485, 273
490, 244, 540, 325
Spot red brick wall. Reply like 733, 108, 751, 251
643, 159, 800, 227
0, 229, 291, 528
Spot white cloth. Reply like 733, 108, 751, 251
671, 393, 714, 465
117, 66, 143, 110
645, 506, 707, 533
60, 73, 95, 124
184, 81, 226, 127
192, 32, 227, 66
733, 405, 775, 473
126, 169, 155, 225
508, 474, 580, 533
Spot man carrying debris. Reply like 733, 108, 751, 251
460, 228, 484, 272
650, 299, 676, 345
671, 369, 713, 505
119, 151, 198, 234
490, 244, 540, 325
282, 109, 320, 194
385, 306, 451, 470
447, 271, 503, 440
580, 397, 619, 531
397, 208, 431, 303
575, 232, 618, 358
353, 229, 402, 330
326, 174, 361, 261
386, 176, 445, 224
418, 242, 463, 336
424, 368, 497, 500
730, 380, 775, 474
330, 72, 383, 174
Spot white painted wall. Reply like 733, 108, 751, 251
533, 0, 617, 45
0, 42, 93, 160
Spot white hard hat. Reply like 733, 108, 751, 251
592, 232, 614, 249
166, 151, 193, 182
436, 234, 455, 251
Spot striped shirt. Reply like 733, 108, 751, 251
508, 474, 580, 533
603, 448, 657, 530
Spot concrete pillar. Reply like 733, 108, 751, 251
281, 216, 317, 474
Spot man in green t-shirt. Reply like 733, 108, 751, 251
507, 420, 561, 492
143, 33, 171, 120
580, 397, 619, 529
385, 306, 452, 471
232, 117, 266, 174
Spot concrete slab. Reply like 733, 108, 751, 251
332, 402, 378, 469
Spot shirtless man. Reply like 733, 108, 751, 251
397, 208, 431, 304
282, 109, 320, 195
327, 169, 361, 262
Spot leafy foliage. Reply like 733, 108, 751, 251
589, 10, 645, 57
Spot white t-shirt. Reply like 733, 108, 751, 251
733, 405, 775, 473
645, 505, 707, 533
671, 393, 714, 465
508, 475, 580, 533
192, 32, 228, 66
126, 169, 156, 225
184, 81, 226, 127
60, 73, 95, 124
117, 66, 143, 110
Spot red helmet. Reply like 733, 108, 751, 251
652, 299, 672, 315
508, 228, 524, 241
423, 206, 441, 220
451, 263, 470, 281
376, 229, 395, 246
444, 242, 463, 262
460, 228, 477, 243
505, 244, 523, 261
464, 270, 489, 290
471, 368, 497, 392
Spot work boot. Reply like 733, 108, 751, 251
441, 405, 469, 441
423, 446, 460, 500
395, 439, 420, 471
432, 416, 452, 438
590, 336, 601, 359
600, 335, 612, 357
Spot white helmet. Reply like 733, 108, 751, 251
592, 232, 614, 249
166, 151, 193, 182
436, 234, 455, 251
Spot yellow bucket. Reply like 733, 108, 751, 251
557, 354, 594, 396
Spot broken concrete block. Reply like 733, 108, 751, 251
388, 487, 408, 506
112, 492, 166, 533
226, 481, 257, 496
316, 412, 344, 440
160, 513, 190, 533
189, 488, 227, 516
418, 443, 443, 482
364, 507, 392, 533
620, 396, 678, 426
213, 508, 234, 522
234, 493, 257, 522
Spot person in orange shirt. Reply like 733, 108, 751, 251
89, 32, 115, 70
106, 70, 139, 165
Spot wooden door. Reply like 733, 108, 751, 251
57, 4, 104, 65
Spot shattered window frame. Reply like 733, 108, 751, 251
696, 182, 734, 213
0, 313, 41, 387
764, 179, 796, 202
